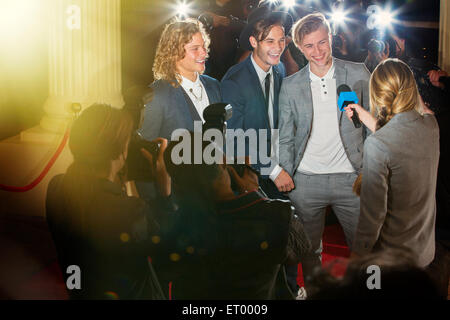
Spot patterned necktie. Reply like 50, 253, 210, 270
264, 73, 271, 112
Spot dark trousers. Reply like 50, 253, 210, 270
258, 176, 299, 294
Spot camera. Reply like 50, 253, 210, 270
244, 0, 259, 14
203, 102, 232, 135
122, 86, 160, 182
406, 57, 445, 115
202, 103, 258, 179
126, 131, 160, 182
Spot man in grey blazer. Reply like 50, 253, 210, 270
277, 13, 371, 292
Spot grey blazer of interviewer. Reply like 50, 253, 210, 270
353, 110, 439, 268
278, 58, 371, 176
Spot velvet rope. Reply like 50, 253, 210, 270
0, 128, 70, 192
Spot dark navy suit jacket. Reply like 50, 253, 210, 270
139, 75, 221, 141
221, 56, 285, 173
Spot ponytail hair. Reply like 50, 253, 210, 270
369, 58, 421, 129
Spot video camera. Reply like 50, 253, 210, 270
126, 131, 161, 182
202, 103, 259, 178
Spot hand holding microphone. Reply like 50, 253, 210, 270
337, 84, 361, 128
343, 104, 375, 133
337, 84, 377, 133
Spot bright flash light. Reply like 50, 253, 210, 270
175, 1, 191, 18
376, 10, 394, 27
366, 5, 398, 30
281, 0, 296, 10
331, 10, 347, 25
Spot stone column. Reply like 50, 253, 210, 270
439, 0, 450, 71
23, 0, 123, 141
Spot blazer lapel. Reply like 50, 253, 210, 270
334, 59, 348, 124
175, 86, 201, 130
246, 57, 272, 129
296, 66, 313, 128
200, 76, 218, 104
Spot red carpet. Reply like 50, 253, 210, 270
296, 224, 350, 288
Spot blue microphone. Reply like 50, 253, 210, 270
337, 84, 361, 128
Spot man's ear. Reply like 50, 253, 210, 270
295, 37, 305, 55
298, 44, 305, 55
249, 36, 258, 50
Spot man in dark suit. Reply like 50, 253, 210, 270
139, 18, 221, 142
221, 6, 300, 296
221, 6, 293, 200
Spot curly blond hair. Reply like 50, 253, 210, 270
370, 58, 421, 129
153, 18, 210, 87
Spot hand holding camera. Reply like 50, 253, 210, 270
226, 156, 259, 194
140, 137, 171, 197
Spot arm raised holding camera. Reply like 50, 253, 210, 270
141, 137, 171, 197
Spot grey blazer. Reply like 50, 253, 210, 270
353, 110, 439, 268
278, 58, 371, 176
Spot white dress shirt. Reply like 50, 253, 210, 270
180, 73, 210, 122
297, 58, 354, 174
250, 55, 282, 180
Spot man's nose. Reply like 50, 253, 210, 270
312, 45, 320, 55
276, 41, 284, 52
199, 47, 207, 57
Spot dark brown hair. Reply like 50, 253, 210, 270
62, 104, 134, 232
251, 18, 283, 43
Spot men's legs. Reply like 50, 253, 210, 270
330, 173, 360, 250
289, 172, 330, 288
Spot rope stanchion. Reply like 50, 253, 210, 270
0, 128, 70, 192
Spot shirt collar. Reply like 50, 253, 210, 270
309, 58, 335, 81
251, 54, 273, 83
180, 73, 201, 89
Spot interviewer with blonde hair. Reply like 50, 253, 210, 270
139, 18, 221, 141
345, 58, 439, 268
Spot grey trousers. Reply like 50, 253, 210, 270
288, 172, 360, 287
